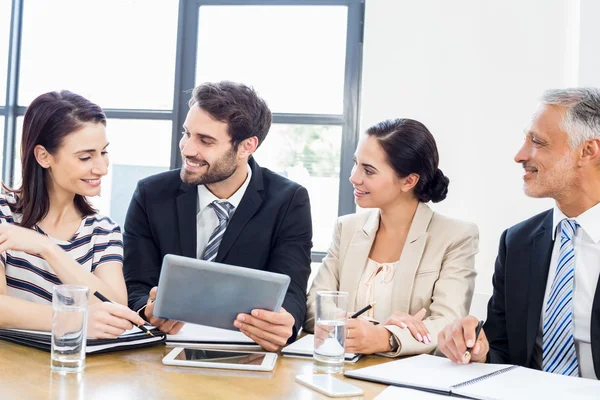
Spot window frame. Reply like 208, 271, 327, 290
2, 0, 364, 262
174, 0, 364, 261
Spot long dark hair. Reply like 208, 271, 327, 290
366, 118, 449, 203
3, 90, 106, 228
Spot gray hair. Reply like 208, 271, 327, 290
541, 87, 600, 148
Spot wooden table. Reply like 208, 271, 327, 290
0, 341, 394, 399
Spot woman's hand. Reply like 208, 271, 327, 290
0, 224, 54, 256
345, 317, 392, 354
382, 308, 431, 344
87, 302, 146, 339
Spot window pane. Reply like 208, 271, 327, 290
0, 116, 4, 178
12, 117, 22, 188
12, 118, 172, 227
196, 6, 347, 115
0, 1, 10, 104
90, 119, 172, 226
253, 124, 341, 252
19, 0, 178, 109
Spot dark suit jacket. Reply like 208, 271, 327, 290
485, 209, 600, 378
123, 158, 313, 339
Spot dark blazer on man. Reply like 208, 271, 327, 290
485, 209, 600, 378
123, 157, 313, 338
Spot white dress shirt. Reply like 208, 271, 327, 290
196, 164, 252, 259
534, 202, 600, 379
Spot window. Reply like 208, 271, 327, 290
6, 0, 179, 216
196, 6, 347, 115
19, 0, 178, 109
90, 119, 172, 225
254, 124, 341, 251
177, 0, 363, 256
0, 117, 4, 178
0, 1, 10, 105
2, 0, 363, 261
11, 117, 23, 188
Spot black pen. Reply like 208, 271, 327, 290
93, 291, 155, 337
464, 320, 484, 360
351, 302, 376, 319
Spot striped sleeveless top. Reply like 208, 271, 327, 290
0, 194, 123, 304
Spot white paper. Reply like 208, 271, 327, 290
345, 354, 510, 393
455, 365, 600, 400
281, 334, 359, 361
375, 386, 449, 399
5, 326, 147, 338
166, 323, 256, 344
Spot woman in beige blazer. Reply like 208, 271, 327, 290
304, 118, 479, 357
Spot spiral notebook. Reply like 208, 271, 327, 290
0, 326, 166, 354
344, 354, 600, 399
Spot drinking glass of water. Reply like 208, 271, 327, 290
51, 285, 89, 373
313, 291, 349, 374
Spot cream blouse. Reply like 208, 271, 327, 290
354, 258, 399, 322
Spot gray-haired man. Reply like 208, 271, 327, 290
438, 88, 600, 379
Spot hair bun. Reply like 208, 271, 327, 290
422, 169, 449, 203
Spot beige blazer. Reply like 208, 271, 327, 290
304, 203, 479, 357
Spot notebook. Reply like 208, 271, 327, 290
166, 323, 261, 350
0, 326, 166, 354
375, 386, 448, 399
281, 334, 362, 363
344, 354, 600, 399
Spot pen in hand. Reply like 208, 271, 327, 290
351, 302, 376, 319
93, 291, 155, 337
464, 320, 484, 361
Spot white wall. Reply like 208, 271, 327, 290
360, 0, 598, 318
578, 0, 600, 87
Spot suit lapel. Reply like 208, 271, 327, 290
391, 203, 431, 313
591, 271, 600, 379
524, 211, 554, 365
176, 182, 198, 258
215, 159, 264, 262
340, 210, 379, 310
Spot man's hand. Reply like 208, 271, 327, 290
142, 287, 185, 334
234, 307, 295, 352
345, 317, 392, 354
438, 316, 489, 364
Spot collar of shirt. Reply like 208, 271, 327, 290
197, 163, 252, 215
552, 202, 600, 243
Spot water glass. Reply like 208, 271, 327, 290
313, 291, 349, 374
51, 285, 89, 373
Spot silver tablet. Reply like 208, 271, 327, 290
153, 254, 291, 330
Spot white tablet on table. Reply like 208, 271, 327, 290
163, 347, 277, 371
153, 254, 290, 330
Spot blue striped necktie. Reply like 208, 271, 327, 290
201, 201, 235, 262
542, 218, 579, 376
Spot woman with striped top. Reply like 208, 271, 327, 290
0, 90, 145, 338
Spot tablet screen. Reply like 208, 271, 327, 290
176, 349, 266, 365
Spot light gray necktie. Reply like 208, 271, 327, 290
201, 201, 235, 262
